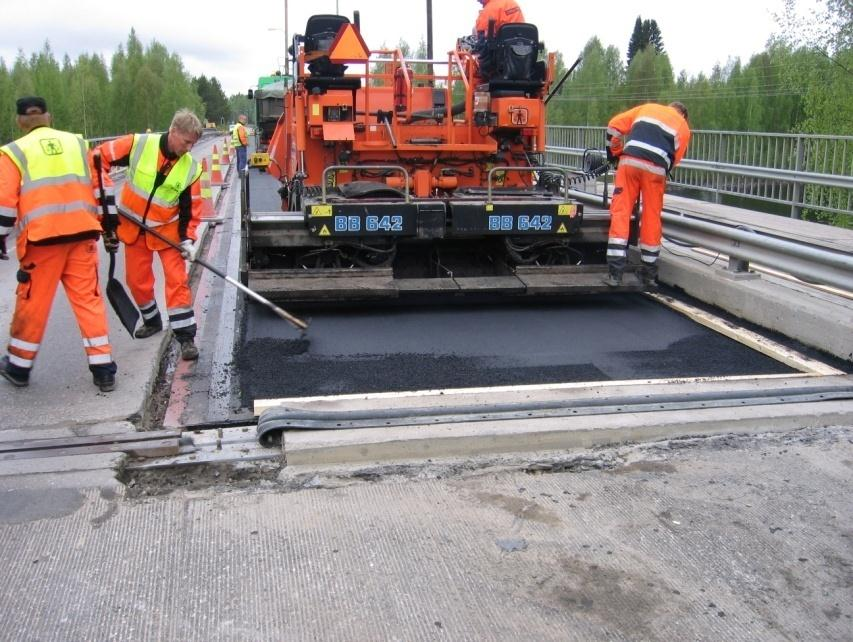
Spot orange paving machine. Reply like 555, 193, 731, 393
243, 12, 640, 304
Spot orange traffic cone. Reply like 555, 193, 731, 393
221, 137, 231, 165
199, 158, 215, 219
210, 145, 224, 185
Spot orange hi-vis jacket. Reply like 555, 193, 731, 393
96, 133, 202, 250
0, 127, 101, 259
606, 103, 691, 176
474, 0, 525, 37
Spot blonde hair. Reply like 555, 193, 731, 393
170, 109, 203, 137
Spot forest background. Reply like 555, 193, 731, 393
0, 0, 849, 143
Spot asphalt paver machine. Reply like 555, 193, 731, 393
242, 12, 642, 304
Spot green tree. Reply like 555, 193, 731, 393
195, 75, 230, 124
549, 38, 624, 126
622, 46, 673, 104
773, 0, 852, 226
626, 16, 665, 67
0, 59, 14, 144
228, 94, 253, 125
65, 53, 111, 138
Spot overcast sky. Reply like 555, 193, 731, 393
1, 0, 792, 97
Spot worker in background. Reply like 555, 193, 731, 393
95, 109, 203, 361
473, 0, 525, 39
0, 96, 117, 391
604, 101, 691, 287
231, 114, 249, 175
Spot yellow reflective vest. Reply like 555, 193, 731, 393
116, 134, 201, 249
0, 126, 100, 258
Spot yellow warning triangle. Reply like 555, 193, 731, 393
329, 23, 370, 63
319, 225, 331, 237
557, 223, 568, 234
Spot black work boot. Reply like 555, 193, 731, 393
91, 362, 117, 392
179, 338, 199, 361
0, 356, 29, 387
603, 267, 623, 287
134, 319, 163, 339
640, 264, 659, 286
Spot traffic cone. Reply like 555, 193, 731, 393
199, 158, 215, 219
221, 137, 231, 165
210, 145, 224, 185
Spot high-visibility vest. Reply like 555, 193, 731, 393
116, 134, 201, 249
0, 127, 100, 258
231, 122, 246, 148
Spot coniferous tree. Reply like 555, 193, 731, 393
623, 46, 673, 104
0, 60, 14, 144
626, 16, 665, 67
194, 75, 229, 125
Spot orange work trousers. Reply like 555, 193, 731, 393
7, 239, 112, 372
124, 234, 195, 337
607, 160, 666, 271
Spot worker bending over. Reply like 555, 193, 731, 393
0, 96, 117, 391
95, 109, 203, 361
604, 101, 691, 286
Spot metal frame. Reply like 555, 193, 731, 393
321, 165, 411, 203
546, 126, 853, 222
661, 208, 853, 292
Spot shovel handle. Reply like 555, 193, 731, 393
117, 210, 309, 331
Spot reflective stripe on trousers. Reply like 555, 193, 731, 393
124, 235, 195, 337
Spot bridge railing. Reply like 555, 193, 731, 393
545, 126, 853, 224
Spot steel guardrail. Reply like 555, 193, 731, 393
546, 126, 853, 221
660, 209, 853, 292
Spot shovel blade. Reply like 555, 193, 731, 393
107, 278, 141, 337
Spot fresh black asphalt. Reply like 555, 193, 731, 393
237, 294, 795, 404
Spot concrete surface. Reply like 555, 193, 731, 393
0, 425, 850, 641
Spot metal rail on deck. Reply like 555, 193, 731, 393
546, 126, 853, 221
660, 209, 853, 292
565, 187, 853, 293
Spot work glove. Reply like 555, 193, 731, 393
0, 235, 8, 260
457, 35, 477, 52
102, 231, 119, 254
179, 239, 194, 259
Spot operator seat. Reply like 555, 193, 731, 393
479, 23, 545, 97
303, 14, 362, 93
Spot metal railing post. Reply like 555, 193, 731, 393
791, 136, 805, 219
714, 132, 724, 204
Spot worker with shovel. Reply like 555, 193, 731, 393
0, 96, 117, 391
95, 109, 204, 361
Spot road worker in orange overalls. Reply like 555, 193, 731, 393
95, 109, 203, 361
0, 96, 117, 391
604, 101, 691, 286
473, 0, 525, 38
